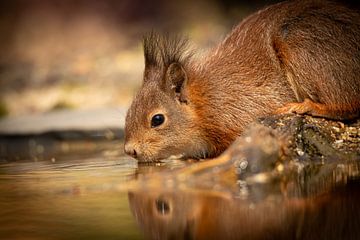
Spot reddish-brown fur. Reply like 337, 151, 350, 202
125, 0, 360, 162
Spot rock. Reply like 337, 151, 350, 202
257, 114, 360, 162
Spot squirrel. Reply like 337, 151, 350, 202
124, 0, 360, 162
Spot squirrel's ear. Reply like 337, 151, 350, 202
165, 63, 188, 104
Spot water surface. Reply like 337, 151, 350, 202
0, 156, 143, 240
1, 146, 360, 240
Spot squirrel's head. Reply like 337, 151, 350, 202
124, 33, 209, 162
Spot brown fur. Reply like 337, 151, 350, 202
125, 0, 360, 162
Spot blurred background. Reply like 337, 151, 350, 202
0, 0, 359, 118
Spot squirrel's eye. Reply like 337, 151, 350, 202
151, 114, 165, 128
155, 198, 170, 215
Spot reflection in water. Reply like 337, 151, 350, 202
129, 161, 360, 240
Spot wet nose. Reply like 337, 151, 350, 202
124, 142, 138, 159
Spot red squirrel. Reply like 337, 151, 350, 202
124, 0, 360, 162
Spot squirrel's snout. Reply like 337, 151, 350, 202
124, 142, 138, 159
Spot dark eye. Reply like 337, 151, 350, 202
155, 199, 170, 215
151, 114, 165, 128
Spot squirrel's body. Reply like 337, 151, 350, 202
125, 0, 360, 162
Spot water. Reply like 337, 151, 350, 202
0, 156, 142, 240
1, 146, 360, 239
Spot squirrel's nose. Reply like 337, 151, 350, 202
124, 142, 138, 159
